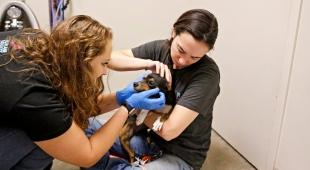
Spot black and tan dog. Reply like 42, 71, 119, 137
119, 73, 175, 164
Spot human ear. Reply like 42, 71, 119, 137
171, 29, 176, 38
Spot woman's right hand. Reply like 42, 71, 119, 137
115, 74, 147, 105
146, 60, 172, 88
125, 88, 165, 110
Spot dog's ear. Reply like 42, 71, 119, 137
156, 78, 169, 93
147, 73, 170, 92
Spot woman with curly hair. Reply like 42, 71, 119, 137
0, 15, 165, 170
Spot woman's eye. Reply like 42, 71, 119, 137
177, 46, 185, 54
101, 62, 108, 66
178, 49, 185, 54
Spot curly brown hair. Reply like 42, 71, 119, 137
7, 15, 113, 129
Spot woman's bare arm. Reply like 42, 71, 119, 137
35, 106, 128, 168
143, 105, 199, 141
109, 49, 172, 88
97, 93, 120, 114
108, 50, 150, 71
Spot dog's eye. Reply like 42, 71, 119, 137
148, 81, 156, 87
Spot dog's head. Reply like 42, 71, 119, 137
133, 73, 170, 93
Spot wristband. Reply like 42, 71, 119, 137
122, 101, 136, 115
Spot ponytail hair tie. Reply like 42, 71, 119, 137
10, 41, 23, 50
10, 41, 16, 46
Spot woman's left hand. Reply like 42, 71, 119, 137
146, 60, 172, 88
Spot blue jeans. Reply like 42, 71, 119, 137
80, 118, 110, 170
0, 127, 53, 170
84, 118, 193, 170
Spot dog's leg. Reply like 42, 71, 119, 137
160, 113, 170, 122
120, 122, 136, 163
152, 105, 173, 131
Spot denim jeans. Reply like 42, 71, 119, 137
80, 118, 110, 170
84, 118, 193, 170
0, 127, 53, 170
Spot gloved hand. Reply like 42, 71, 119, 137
125, 88, 165, 110
116, 74, 147, 105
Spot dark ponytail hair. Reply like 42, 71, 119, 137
170, 9, 218, 50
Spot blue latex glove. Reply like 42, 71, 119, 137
116, 74, 147, 105
125, 88, 165, 110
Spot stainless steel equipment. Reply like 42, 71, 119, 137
0, 1, 39, 32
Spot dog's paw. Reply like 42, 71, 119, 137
133, 157, 140, 165
134, 157, 148, 165
136, 110, 149, 125
152, 117, 164, 131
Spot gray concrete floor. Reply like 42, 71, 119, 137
201, 130, 256, 170
51, 129, 256, 170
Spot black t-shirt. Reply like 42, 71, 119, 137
132, 40, 220, 170
0, 30, 72, 141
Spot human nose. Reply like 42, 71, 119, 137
178, 55, 188, 65
102, 66, 107, 75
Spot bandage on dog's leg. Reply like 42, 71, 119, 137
136, 110, 149, 125
152, 116, 164, 131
